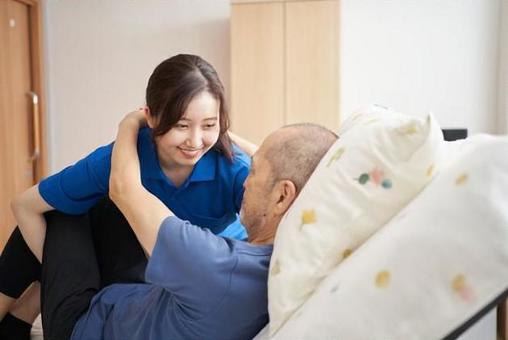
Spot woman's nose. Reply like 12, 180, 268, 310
187, 129, 202, 148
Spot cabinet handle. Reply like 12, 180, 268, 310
28, 91, 40, 161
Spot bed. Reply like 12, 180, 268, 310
255, 105, 508, 339
31, 105, 508, 339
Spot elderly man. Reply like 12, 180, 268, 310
8, 111, 337, 340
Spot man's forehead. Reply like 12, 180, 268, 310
257, 131, 280, 155
251, 153, 260, 167
251, 148, 267, 168
254, 128, 290, 165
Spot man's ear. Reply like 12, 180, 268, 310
273, 180, 297, 215
144, 107, 156, 129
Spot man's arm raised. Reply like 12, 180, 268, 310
109, 110, 173, 257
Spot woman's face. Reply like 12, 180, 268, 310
149, 91, 221, 169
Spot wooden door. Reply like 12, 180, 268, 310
0, 0, 46, 249
230, 1, 285, 145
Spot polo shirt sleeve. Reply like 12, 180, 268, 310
145, 216, 238, 319
232, 148, 251, 212
38, 143, 113, 214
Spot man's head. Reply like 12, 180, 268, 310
240, 124, 338, 244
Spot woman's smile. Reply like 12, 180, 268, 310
178, 146, 203, 159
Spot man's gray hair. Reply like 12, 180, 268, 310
265, 123, 338, 194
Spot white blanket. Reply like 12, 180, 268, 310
259, 134, 508, 339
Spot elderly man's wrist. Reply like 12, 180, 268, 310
119, 118, 140, 130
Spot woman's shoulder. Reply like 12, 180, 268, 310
214, 145, 251, 171
232, 145, 251, 168
82, 143, 114, 167
86, 127, 150, 166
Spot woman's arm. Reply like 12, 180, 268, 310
228, 131, 258, 157
11, 185, 53, 262
109, 110, 173, 256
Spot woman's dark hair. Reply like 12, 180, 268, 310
146, 54, 233, 161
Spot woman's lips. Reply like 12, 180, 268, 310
178, 147, 202, 158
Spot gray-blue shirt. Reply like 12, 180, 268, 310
71, 216, 272, 340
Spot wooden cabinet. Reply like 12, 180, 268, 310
230, 0, 340, 144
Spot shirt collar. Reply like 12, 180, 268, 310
138, 127, 217, 182
139, 128, 162, 180
188, 148, 217, 182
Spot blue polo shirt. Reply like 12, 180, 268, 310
71, 216, 272, 340
39, 128, 250, 239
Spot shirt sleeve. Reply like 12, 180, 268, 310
38, 143, 113, 214
145, 216, 238, 318
232, 147, 251, 212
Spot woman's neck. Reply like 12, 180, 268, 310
159, 159, 193, 188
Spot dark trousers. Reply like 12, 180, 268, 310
0, 198, 147, 339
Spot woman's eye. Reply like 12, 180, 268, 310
175, 124, 188, 129
203, 124, 217, 129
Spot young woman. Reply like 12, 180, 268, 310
0, 54, 257, 339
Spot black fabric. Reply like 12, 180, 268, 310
0, 227, 40, 298
89, 198, 147, 287
40, 211, 100, 340
0, 312, 32, 340
0, 197, 147, 339
0, 197, 147, 298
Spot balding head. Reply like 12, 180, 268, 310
261, 123, 338, 195
240, 123, 337, 244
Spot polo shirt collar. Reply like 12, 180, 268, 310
138, 127, 217, 182
139, 128, 162, 179
188, 149, 216, 182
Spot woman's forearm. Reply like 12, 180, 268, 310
228, 132, 258, 157
11, 185, 53, 263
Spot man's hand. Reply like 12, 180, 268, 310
120, 109, 147, 130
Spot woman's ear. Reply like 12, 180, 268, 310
144, 107, 156, 129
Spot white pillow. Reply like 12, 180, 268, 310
268, 105, 447, 334
272, 134, 508, 339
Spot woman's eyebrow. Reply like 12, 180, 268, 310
179, 116, 218, 121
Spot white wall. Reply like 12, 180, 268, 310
340, 0, 501, 135
43, 0, 230, 172
43, 0, 503, 163
498, 0, 508, 134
